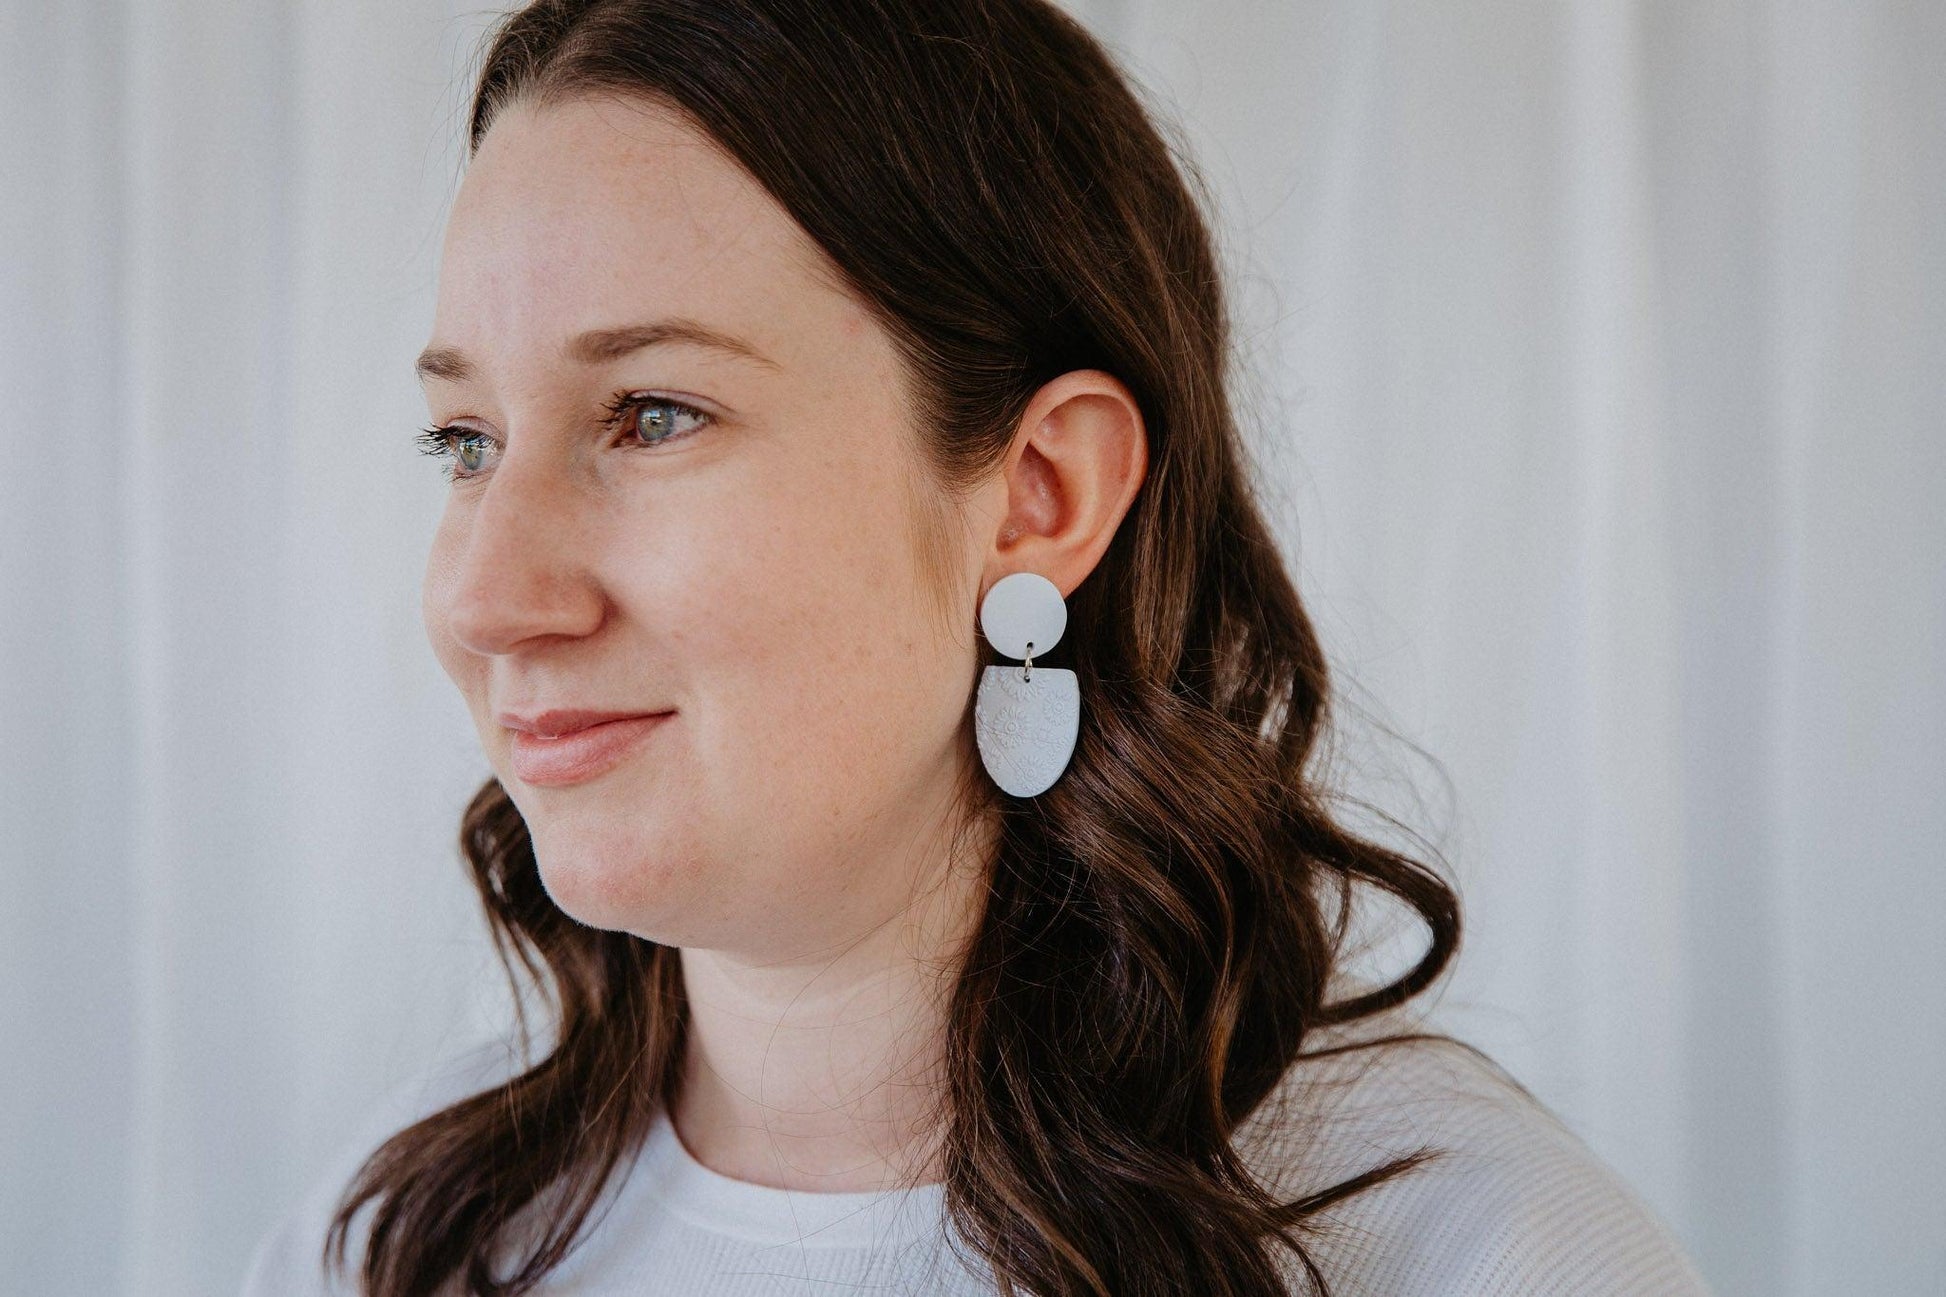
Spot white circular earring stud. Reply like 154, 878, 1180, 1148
974, 571, 1080, 797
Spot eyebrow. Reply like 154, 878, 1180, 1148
414, 318, 780, 384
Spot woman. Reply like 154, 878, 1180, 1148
243, 1, 1713, 1293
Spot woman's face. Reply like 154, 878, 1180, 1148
418, 95, 995, 956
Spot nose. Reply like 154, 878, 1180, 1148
437, 448, 607, 657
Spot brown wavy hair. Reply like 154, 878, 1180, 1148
326, 1, 1466, 1293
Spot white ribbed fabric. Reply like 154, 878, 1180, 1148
240, 1013, 1712, 1296
1233, 1011, 1716, 1295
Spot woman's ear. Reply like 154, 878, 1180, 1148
983, 369, 1149, 598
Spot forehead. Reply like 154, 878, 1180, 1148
433, 93, 842, 370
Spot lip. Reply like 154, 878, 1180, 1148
507, 712, 673, 787
498, 707, 666, 738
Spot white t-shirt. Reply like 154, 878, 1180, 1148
240, 1012, 1713, 1295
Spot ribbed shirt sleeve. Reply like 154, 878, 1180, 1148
1238, 1023, 1715, 1296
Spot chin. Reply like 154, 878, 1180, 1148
529, 832, 690, 936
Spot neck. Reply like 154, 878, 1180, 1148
670, 801, 994, 1193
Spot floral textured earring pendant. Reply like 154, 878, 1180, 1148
974, 571, 1079, 797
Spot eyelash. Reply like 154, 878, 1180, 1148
414, 391, 712, 482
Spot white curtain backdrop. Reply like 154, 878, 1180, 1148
4, 2, 1940, 1294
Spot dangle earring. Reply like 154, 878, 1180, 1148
974, 571, 1079, 797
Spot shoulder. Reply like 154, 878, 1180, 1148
1235, 1012, 1714, 1297
239, 1035, 528, 1297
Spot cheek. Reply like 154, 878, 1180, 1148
676, 444, 971, 807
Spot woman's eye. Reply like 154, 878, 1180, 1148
413, 425, 494, 479
611, 395, 712, 448
413, 394, 713, 483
